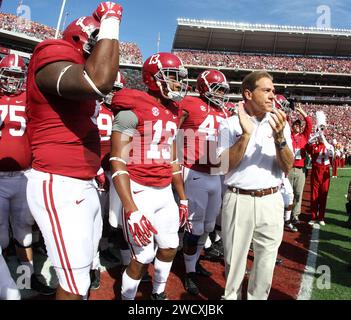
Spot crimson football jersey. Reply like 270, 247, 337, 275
26, 40, 100, 179
306, 142, 332, 167
179, 96, 228, 173
0, 91, 31, 171
111, 89, 182, 187
97, 101, 114, 171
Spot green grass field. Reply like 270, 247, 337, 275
311, 168, 351, 300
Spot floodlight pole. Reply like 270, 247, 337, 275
55, 0, 67, 39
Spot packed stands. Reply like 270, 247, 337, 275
291, 103, 351, 151
119, 42, 143, 64
0, 12, 58, 39
175, 50, 351, 74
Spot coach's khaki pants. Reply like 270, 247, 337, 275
221, 190, 284, 300
288, 167, 306, 219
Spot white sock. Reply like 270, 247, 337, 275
152, 258, 173, 294
184, 253, 197, 274
121, 271, 141, 300
204, 236, 212, 249
21, 260, 34, 276
284, 210, 292, 222
92, 252, 100, 270
120, 249, 131, 266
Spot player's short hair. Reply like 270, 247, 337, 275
241, 71, 273, 100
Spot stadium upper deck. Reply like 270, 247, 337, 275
173, 18, 351, 57
172, 18, 351, 103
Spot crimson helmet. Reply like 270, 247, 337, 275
104, 71, 126, 105
274, 94, 293, 113
0, 54, 27, 94
142, 52, 188, 102
197, 70, 229, 108
62, 16, 100, 56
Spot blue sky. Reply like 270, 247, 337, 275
1, 0, 351, 59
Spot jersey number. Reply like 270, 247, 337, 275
198, 115, 223, 141
0, 105, 26, 137
147, 120, 177, 160
97, 113, 113, 141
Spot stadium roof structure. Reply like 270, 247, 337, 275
173, 18, 351, 57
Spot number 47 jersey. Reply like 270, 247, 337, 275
110, 88, 182, 187
0, 91, 31, 171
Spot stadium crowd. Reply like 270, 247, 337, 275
300, 103, 351, 153
175, 50, 351, 74
0, 12, 58, 40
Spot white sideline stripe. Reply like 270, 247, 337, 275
297, 225, 320, 300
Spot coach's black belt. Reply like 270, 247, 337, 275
228, 186, 279, 197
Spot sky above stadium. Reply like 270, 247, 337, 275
1, 0, 351, 59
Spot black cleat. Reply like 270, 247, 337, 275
212, 239, 224, 256
151, 292, 168, 300
276, 258, 284, 265
184, 272, 199, 295
89, 269, 101, 290
196, 261, 212, 277
203, 246, 223, 261
30, 274, 56, 296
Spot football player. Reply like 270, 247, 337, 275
0, 53, 54, 295
178, 69, 230, 295
108, 52, 189, 300
25, 2, 123, 300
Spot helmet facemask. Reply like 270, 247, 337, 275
155, 66, 188, 102
204, 82, 230, 108
0, 68, 26, 94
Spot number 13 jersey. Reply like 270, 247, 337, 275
111, 88, 182, 187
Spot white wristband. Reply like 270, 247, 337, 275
97, 16, 120, 41
111, 170, 129, 179
109, 156, 127, 165
172, 170, 182, 176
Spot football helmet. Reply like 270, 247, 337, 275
104, 71, 126, 105
274, 94, 293, 113
62, 16, 100, 56
142, 52, 188, 102
0, 54, 27, 94
197, 70, 229, 108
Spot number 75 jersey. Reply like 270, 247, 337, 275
0, 91, 31, 171
111, 89, 182, 187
